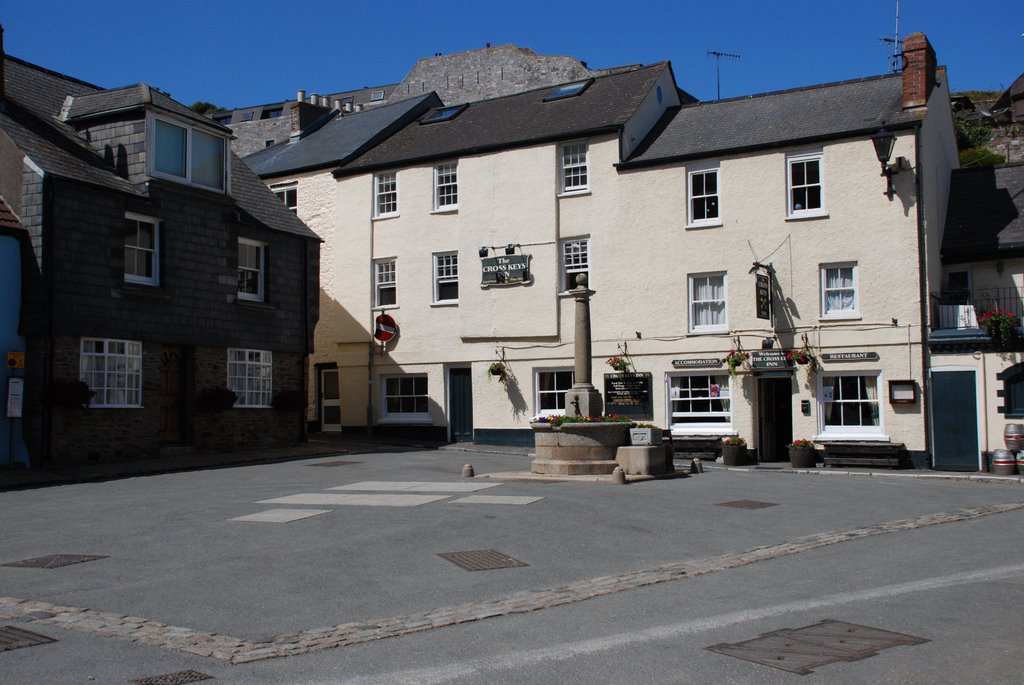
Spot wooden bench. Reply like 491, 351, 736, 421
823, 442, 909, 469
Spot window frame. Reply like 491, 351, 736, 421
817, 371, 886, 440
149, 114, 228, 192
80, 338, 143, 408
381, 374, 430, 423
535, 369, 575, 417
373, 171, 399, 218
123, 212, 160, 286
227, 348, 273, 408
560, 238, 590, 292
237, 238, 266, 303
559, 140, 589, 195
667, 372, 733, 435
688, 272, 728, 334
820, 262, 860, 320
433, 252, 459, 304
433, 162, 459, 211
375, 258, 397, 308
686, 161, 721, 228
272, 183, 297, 213
786, 150, 826, 218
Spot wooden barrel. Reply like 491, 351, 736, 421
1017, 451, 1024, 476
1004, 424, 1024, 451
991, 449, 1017, 476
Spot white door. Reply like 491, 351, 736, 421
320, 368, 342, 432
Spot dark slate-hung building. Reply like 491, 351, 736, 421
0, 33, 320, 466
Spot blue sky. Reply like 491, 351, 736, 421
5, 1, 1021, 108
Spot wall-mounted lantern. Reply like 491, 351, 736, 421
871, 128, 910, 201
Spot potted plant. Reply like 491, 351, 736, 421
979, 308, 1018, 349
721, 435, 748, 465
487, 361, 508, 382
787, 438, 817, 468
606, 355, 631, 373
629, 422, 662, 446
722, 350, 750, 378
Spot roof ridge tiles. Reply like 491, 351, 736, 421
695, 72, 899, 106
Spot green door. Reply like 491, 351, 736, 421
449, 368, 473, 442
931, 370, 979, 471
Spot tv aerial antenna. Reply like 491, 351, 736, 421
707, 50, 741, 100
879, 0, 901, 73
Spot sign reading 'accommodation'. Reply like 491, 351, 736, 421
481, 254, 531, 286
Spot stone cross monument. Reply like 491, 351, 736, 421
564, 274, 603, 417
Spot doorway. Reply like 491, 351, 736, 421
758, 376, 793, 462
319, 367, 342, 432
930, 368, 979, 471
158, 346, 185, 444
448, 367, 473, 442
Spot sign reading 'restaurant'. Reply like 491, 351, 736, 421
481, 254, 531, 286
821, 352, 880, 362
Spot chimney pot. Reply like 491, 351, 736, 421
901, 32, 937, 110
310, 92, 319, 105
343, 102, 353, 113
296, 89, 306, 103
332, 98, 341, 110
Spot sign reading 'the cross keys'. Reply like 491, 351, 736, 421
481, 254, 531, 286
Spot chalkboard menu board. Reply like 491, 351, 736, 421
604, 372, 652, 420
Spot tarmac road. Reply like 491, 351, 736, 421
1, 447, 1022, 684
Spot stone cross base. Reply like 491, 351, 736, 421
564, 384, 604, 418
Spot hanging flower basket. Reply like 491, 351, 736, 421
487, 362, 508, 382
722, 350, 750, 378
979, 308, 1018, 349
606, 355, 631, 373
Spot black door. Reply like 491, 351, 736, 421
449, 368, 473, 442
758, 377, 793, 462
931, 370, 979, 471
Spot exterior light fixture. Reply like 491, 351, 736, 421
871, 128, 898, 200
479, 246, 489, 258
505, 244, 516, 255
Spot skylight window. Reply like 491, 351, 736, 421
543, 79, 593, 102
420, 104, 468, 125
240, 112, 254, 122
370, 90, 385, 102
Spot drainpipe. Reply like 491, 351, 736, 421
913, 124, 933, 466
41, 174, 54, 465
301, 238, 310, 442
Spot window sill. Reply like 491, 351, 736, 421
557, 189, 591, 199
558, 289, 591, 297
820, 313, 861, 322
378, 416, 432, 425
375, 304, 400, 312
121, 283, 171, 299
813, 433, 890, 442
688, 328, 729, 336
685, 220, 723, 230
431, 207, 458, 215
785, 210, 829, 221
88, 405, 144, 410
237, 299, 275, 311
430, 301, 458, 308
372, 213, 400, 221
233, 405, 273, 410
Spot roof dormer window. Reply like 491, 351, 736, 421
151, 116, 227, 192
420, 104, 468, 125
544, 79, 593, 102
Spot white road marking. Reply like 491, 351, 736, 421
230, 508, 332, 523
257, 494, 450, 507
330, 481, 503, 492
334, 562, 1024, 685
448, 495, 544, 505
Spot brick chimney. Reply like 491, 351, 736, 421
901, 32, 936, 109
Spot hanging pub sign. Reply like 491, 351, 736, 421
756, 273, 771, 320
821, 351, 880, 362
672, 358, 722, 369
604, 372, 652, 420
481, 254, 531, 286
751, 350, 791, 370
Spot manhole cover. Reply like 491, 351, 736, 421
706, 620, 928, 675
1, 554, 108, 569
0, 625, 56, 652
131, 671, 212, 685
306, 460, 362, 467
715, 500, 779, 509
438, 549, 529, 571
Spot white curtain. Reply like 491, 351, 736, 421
825, 267, 855, 311
692, 276, 725, 326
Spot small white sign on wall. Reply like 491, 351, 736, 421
821, 386, 834, 403
6, 377, 24, 418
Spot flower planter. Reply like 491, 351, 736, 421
721, 443, 749, 466
629, 427, 662, 446
788, 447, 817, 469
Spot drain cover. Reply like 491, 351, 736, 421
715, 500, 779, 509
1, 554, 108, 569
438, 549, 529, 571
0, 625, 56, 652
706, 620, 928, 675
131, 671, 212, 685
307, 460, 362, 467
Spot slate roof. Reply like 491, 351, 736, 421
1, 55, 316, 240
622, 73, 925, 167
243, 93, 442, 178
334, 63, 672, 176
942, 162, 1024, 263
64, 83, 232, 133
0, 194, 23, 232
